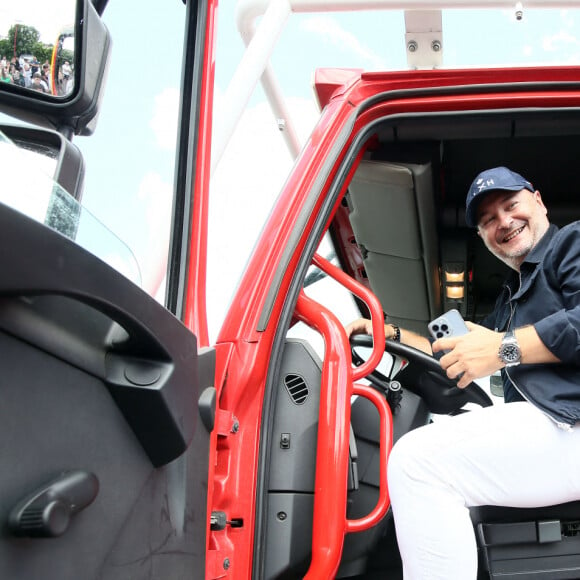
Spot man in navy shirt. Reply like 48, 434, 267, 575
347, 166, 580, 579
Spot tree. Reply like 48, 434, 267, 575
31, 42, 53, 64
0, 38, 12, 60
7, 24, 41, 58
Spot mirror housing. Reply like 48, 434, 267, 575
0, 0, 111, 136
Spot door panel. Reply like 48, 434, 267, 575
0, 204, 212, 579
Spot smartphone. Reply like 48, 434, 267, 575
428, 309, 469, 341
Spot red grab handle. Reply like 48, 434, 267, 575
295, 253, 392, 579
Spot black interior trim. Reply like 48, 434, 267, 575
166, 0, 207, 318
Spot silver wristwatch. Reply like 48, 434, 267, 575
498, 330, 521, 367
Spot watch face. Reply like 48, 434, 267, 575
501, 343, 521, 363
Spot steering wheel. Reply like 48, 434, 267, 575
350, 335, 492, 413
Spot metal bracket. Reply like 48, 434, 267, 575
404, 10, 443, 69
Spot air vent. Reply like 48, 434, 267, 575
284, 373, 309, 405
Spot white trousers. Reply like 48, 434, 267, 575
387, 401, 580, 580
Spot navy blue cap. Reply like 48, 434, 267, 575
465, 166, 535, 227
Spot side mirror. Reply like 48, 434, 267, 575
0, 0, 110, 136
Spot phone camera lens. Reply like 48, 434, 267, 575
441, 324, 448, 331
432, 324, 439, 331
436, 331, 443, 338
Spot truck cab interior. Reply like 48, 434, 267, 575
261, 104, 580, 579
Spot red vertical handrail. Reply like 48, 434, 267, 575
347, 384, 392, 533
296, 291, 352, 579
294, 253, 392, 579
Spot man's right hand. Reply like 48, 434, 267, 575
346, 317, 433, 355
345, 317, 374, 338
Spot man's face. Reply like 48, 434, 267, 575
476, 188, 550, 270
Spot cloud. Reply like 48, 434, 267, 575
134, 170, 173, 296
300, 15, 387, 70
138, 170, 172, 225
542, 29, 580, 52
561, 9, 575, 28
149, 87, 180, 151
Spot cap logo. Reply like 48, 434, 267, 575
476, 178, 495, 192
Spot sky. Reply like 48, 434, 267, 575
4, 1, 580, 341
0, 0, 75, 42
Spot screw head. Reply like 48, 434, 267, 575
223, 558, 231, 570
407, 40, 418, 53
431, 40, 442, 52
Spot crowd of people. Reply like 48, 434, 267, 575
0, 54, 73, 96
